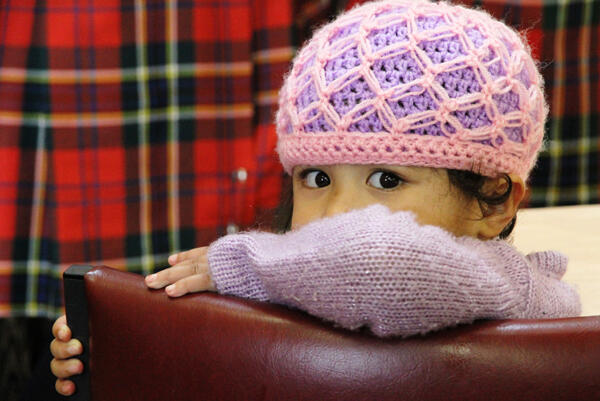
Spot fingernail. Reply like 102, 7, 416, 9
60, 381, 72, 395
68, 342, 80, 355
58, 327, 68, 340
68, 363, 82, 374
166, 284, 175, 295
168, 254, 177, 264
146, 274, 156, 283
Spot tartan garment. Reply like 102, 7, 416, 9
0, 0, 295, 318
346, 0, 600, 206
1, 0, 598, 319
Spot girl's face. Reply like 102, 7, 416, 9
291, 164, 484, 238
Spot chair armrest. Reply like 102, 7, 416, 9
63, 265, 93, 401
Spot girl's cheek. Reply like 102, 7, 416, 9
290, 206, 319, 230
290, 212, 304, 230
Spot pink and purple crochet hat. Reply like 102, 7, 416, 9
276, 0, 547, 181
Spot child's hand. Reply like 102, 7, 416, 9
145, 246, 216, 297
50, 314, 83, 396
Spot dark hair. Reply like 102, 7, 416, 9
272, 169, 516, 239
272, 175, 294, 233
446, 169, 516, 239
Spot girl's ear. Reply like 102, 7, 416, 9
477, 174, 526, 240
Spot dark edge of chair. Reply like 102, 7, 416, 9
63, 265, 93, 401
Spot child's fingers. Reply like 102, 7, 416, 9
165, 273, 215, 297
50, 357, 83, 379
50, 338, 82, 359
55, 379, 76, 396
168, 246, 208, 266
52, 315, 71, 342
146, 259, 207, 289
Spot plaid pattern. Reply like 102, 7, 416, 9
345, 0, 600, 207
2, 0, 598, 319
0, 0, 296, 318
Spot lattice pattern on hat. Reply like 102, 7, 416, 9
277, 0, 547, 179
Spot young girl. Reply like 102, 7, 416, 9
51, 0, 580, 395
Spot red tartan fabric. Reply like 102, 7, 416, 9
3, 0, 597, 318
0, 0, 295, 317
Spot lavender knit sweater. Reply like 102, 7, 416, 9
207, 205, 581, 337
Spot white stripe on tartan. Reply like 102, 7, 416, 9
0, 61, 256, 83
252, 47, 295, 63
167, 0, 181, 255
0, 105, 255, 127
135, 0, 154, 275
0, 253, 170, 275
25, 115, 48, 316
547, 0, 569, 206
546, 138, 600, 155
577, 0, 593, 204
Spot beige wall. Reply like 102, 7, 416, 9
513, 205, 600, 316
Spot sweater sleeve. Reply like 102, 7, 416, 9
207, 205, 581, 337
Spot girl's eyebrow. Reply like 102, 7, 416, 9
293, 165, 321, 174
372, 165, 419, 175
368, 165, 429, 183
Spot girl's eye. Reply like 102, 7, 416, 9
367, 171, 401, 189
303, 170, 331, 188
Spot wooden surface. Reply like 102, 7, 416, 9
513, 204, 600, 316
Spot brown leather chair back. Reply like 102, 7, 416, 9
64, 265, 600, 401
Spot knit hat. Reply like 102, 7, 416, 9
276, 0, 547, 181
